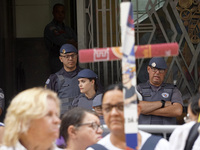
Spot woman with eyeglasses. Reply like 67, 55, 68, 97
87, 83, 170, 150
58, 107, 103, 150
72, 69, 103, 110
98, 83, 126, 149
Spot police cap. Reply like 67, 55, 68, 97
77, 69, 98, 79
60, 44, 78, 54
149, 57, 167, 69
92, 94, 103, 107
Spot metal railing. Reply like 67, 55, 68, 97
102, 124, 180, 139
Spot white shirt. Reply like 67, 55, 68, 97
0, 142, 62, 150
87, 130, 170, 150
86, 133, 122, 150
169, 121, 197, 150
192, 128, 200, 150
139, 130, 170, 150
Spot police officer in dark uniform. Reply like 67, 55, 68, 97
137, 57, 183, 125
92, 94, 105, 124
72, 69, 103, 110
0, 88, 5, 117
45, 44, 81, 116
44, 3, 77, 73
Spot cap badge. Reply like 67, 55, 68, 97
62, 49, 66, 54
161, 93, 169, 98
151, 62, 156, 67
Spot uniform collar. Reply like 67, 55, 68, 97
61, 66, 81, 78
147, 80, 165, 91
83, 91, 101, 100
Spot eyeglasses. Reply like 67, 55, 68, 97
60, 54, 77, 59
93, 106, 102, 111
150, 67, 165, 74
102, 102, 124, 113
76, 122, 103, 131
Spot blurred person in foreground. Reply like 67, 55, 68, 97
57, 107, 103, 150
0, 88, 5, 117
0, 87, 61, 150
184, 94, 200, 123
169, 93, 200, 150
0, 122, 4, 144
87, 83, 170, 150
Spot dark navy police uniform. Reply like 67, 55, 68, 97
46, 67, 81, 115
137, 57, 183, 125
45, 44, 81, 115
137, 81, 183, 124
44, 19, 77, 49
72, 69, 103, 110
72, 92, 102, 110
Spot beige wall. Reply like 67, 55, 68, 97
15, 0, 64, 38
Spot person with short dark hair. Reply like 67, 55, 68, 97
92, 94, 104, 124
58, 107, 103, 150
184, 94, 200, 123
45, 44, 82, 116
44, 3, 77, 73
72, 69, 103, 110
137, 57, 183, 125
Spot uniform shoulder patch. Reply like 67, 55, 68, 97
161, 92, 169, 98
0, 93, 4, 99
45, 79, 50, 85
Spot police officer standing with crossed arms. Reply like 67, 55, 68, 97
137, 57, 183, 125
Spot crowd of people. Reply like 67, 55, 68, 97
0, 81, 199, 150
0, 2, 200, 150
0, 53, 200, 149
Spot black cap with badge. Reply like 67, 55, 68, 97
60, 44, 78, 54
148, 57, 167, 69
77, 69, 98, 79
